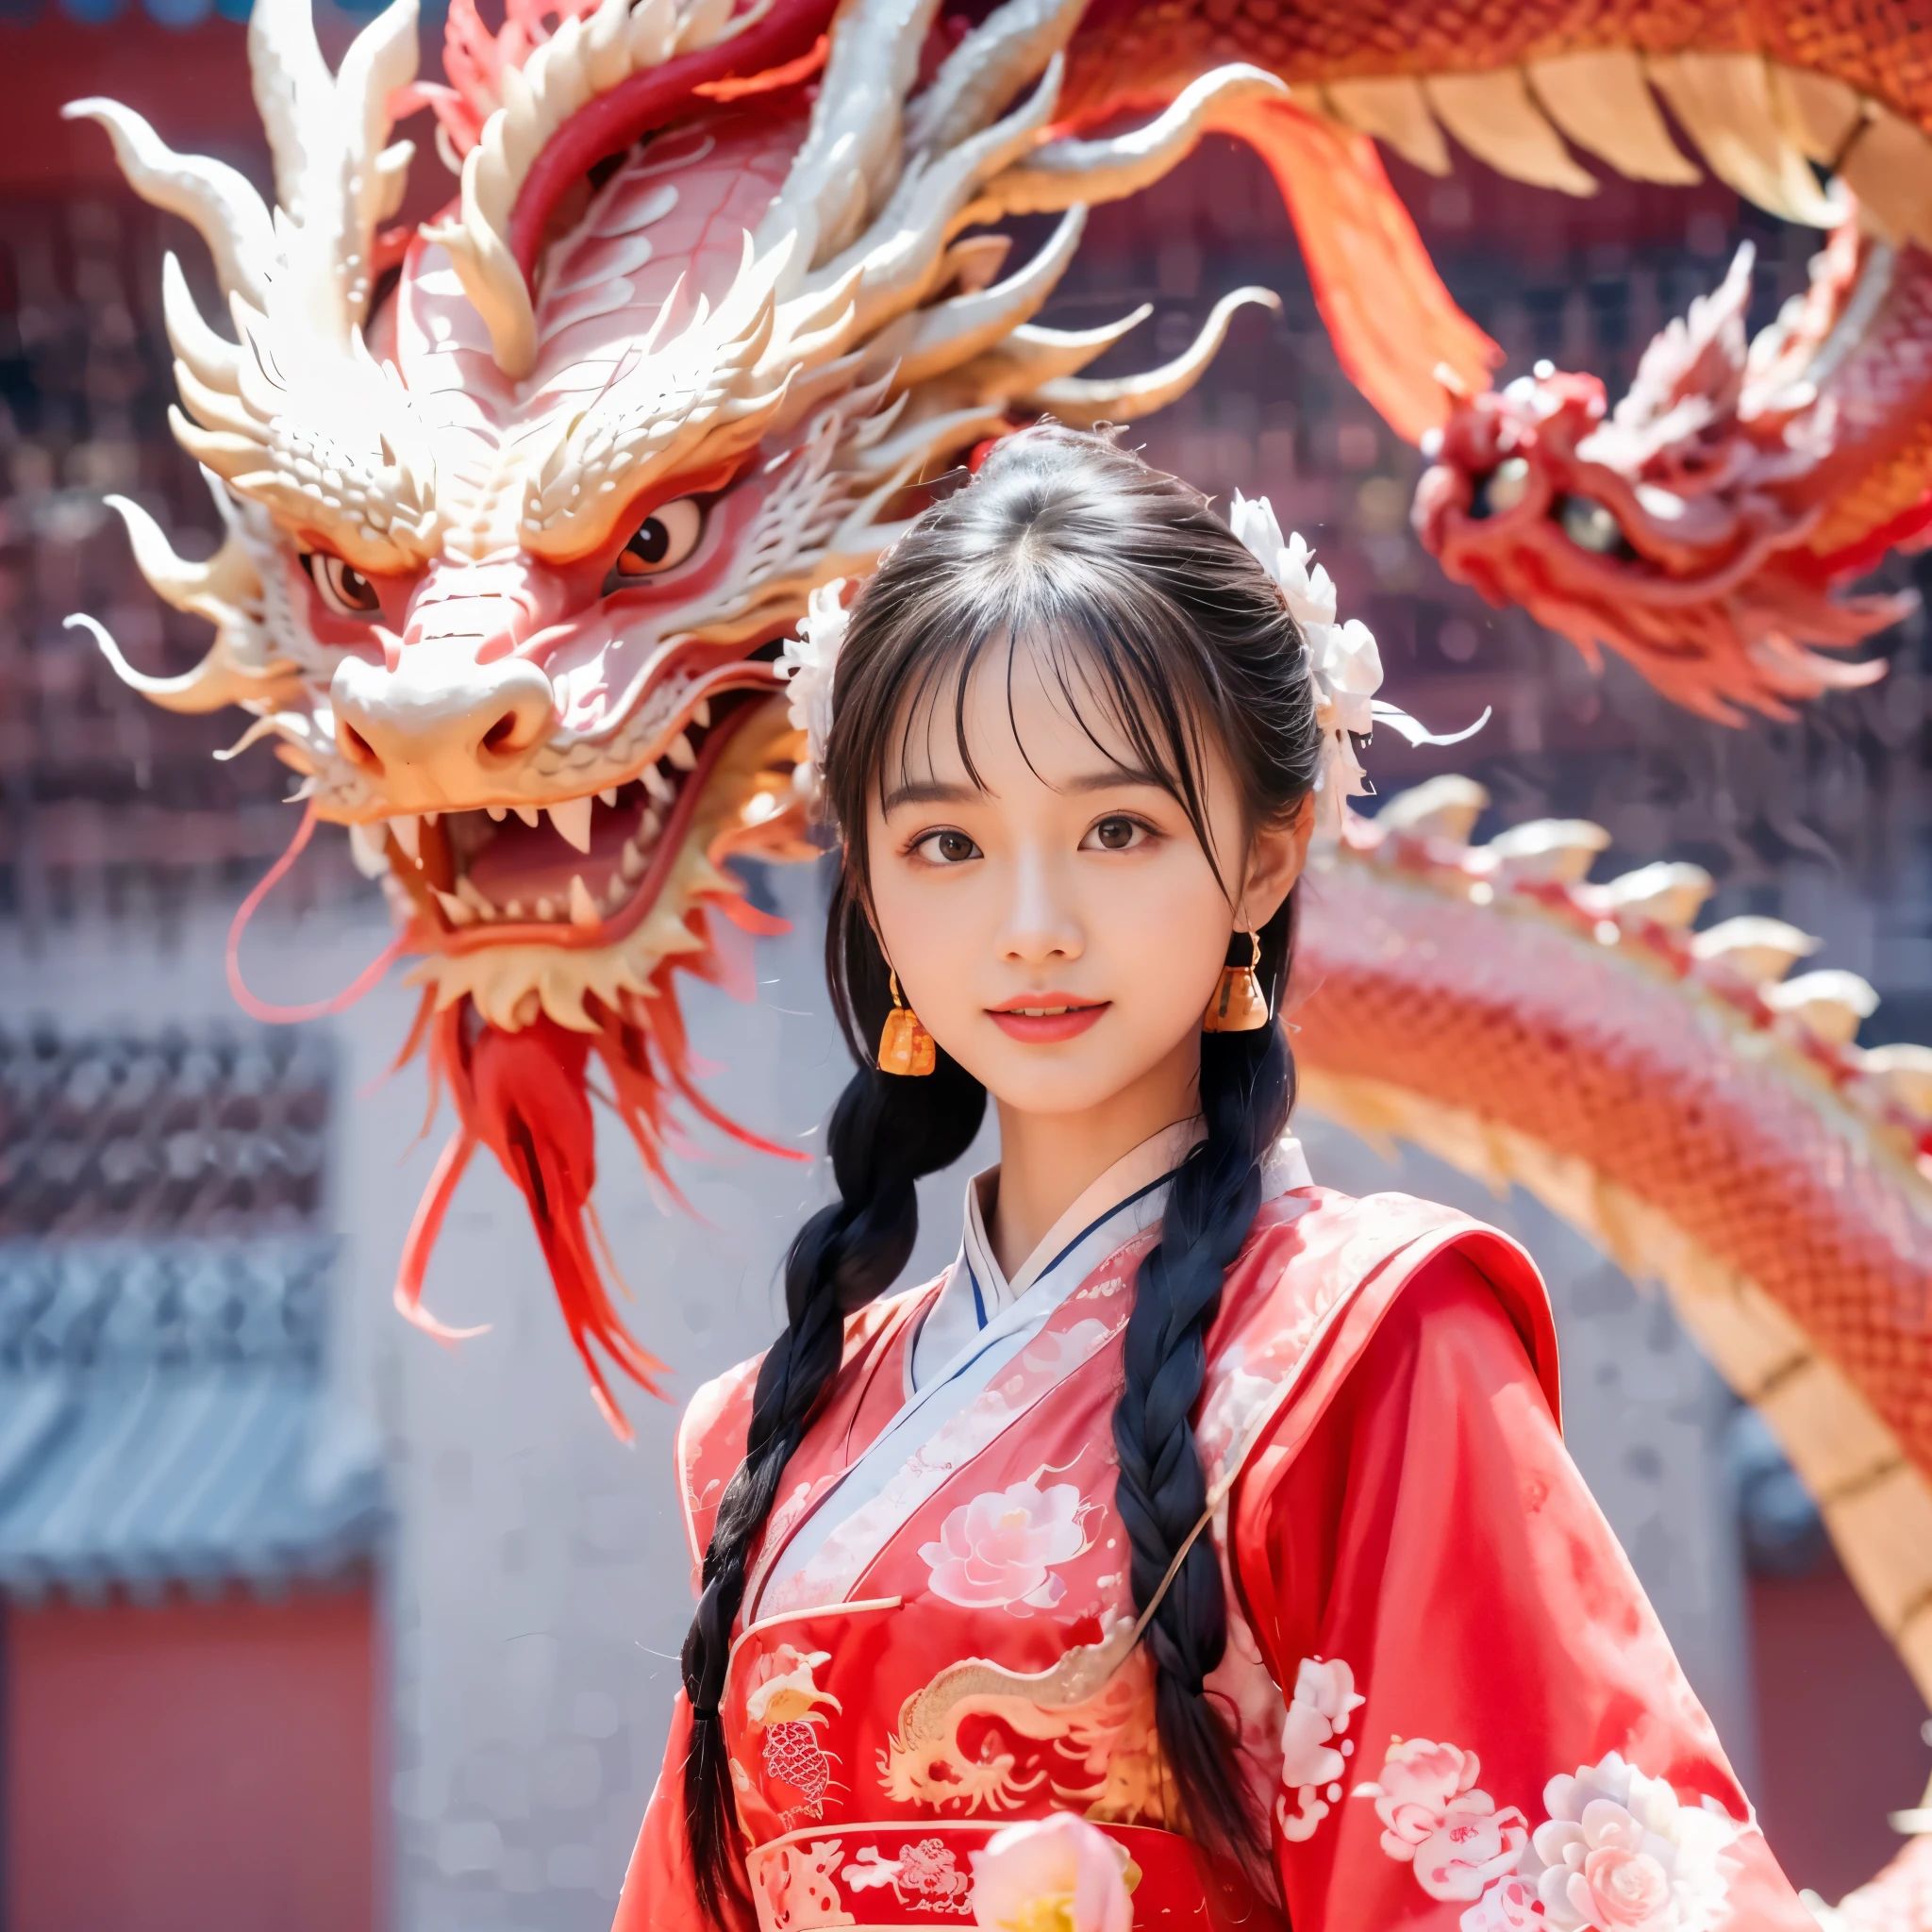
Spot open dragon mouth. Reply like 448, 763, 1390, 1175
378, 675, 808, 1438
367, 686, 786, 948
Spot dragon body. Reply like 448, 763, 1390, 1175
66, 0, 1932, 1903
1295, 779, 1932, 1920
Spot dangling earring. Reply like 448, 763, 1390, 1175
877, 970, 937, 1075
1203, 931, 1270, 1033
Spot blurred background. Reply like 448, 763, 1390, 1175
2, 1, 1931, 1927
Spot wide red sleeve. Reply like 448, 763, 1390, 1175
1227, 1248, 1816, 1931
611, 1691, 707, 1932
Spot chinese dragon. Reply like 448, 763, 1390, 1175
65, 0, 1932, 1911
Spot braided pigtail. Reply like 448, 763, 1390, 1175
1111, 892, 1296, 1874
681, 881, 986, 1923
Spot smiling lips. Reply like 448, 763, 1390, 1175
988, 996, 1109, 1043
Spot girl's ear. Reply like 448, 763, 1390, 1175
1237, 798, 1315, 931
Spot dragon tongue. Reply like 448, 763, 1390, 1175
468, 791, 641, 908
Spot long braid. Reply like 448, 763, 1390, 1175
681, 887, 985, 1923
1111, 893, 1296, 1874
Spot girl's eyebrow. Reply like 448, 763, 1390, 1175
881, 765, 1170, 814
1061, 766, 1171, 795
880, 778, 979, 812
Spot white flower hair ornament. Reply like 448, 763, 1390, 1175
778, 576, 851, 803
1229, 492, 1490, 838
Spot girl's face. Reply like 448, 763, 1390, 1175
865, 636, 1310, 1120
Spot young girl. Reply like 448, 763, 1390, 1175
612, 429, 1813, 1931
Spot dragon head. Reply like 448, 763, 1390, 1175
1413, 233, 1905, 724
72, 0, 1278, 1425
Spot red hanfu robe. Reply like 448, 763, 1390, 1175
613, 1174, 1815, 1932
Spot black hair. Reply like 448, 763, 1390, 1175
681, 425, 1321, 1919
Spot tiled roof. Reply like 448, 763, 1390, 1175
0, 1022, 331, 1239
0, 1017, 381, 1598
0, 1238, 382, 1597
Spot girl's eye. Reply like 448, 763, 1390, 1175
1082, 815, 1147, 852
613, 497, 704, 579
305, 552, 381, 617
914, 829, 981, 864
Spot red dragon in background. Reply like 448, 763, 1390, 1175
1417, 216, 1932, 722
64, 0, 1932, 1906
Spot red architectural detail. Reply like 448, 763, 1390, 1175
5, 1589, 380, 1932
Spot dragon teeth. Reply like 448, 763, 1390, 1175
548, 794, 594, 853
535, 895, 557, 922
642, 765, 674, 804
514, 805, 540, 828
607, 876, 628, 911
347, 822, 388, 876
432, 886, 475, 926
387, 813, 422, 862
693, 698, 710, 728
667, 732, 696, 771
620, 841, 646, 881
456, 875, 498, 920
600, 788, 619, 808
487, 805, 507, 823
568, 874, 601, 928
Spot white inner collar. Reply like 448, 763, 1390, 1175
756, 1124, 1313, 1613
911, 1122, 1312, 1394
973, 1115, 1203, 1303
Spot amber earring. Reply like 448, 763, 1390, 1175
877, 970, 937, 1075
1203, 930, 1270, 1033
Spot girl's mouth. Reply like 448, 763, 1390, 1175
987, 998, 1110, 1043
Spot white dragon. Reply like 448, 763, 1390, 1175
66, 0, 1278, 1422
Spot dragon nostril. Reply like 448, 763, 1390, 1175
482, 710, 523, 755
339, 721, 383, 772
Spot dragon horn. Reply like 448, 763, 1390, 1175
60, 99, 275, 308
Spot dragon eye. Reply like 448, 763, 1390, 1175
1557, 495, 1634, 558
305, 552, 382, 617
615, 497, 704, 578
1471, 456, 1530, 519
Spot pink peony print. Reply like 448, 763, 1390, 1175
1275, 1656, 1364, 1842
1355, 1738, 1486, 1855
1413, 1805, 1531, 1903
1522, 1751, 1740, 1932
1575, 1846, 1674, 1928
1460, 1875, 1544, 1931
1354, 1736, 1528, 1900
921, 1481, 1088, 1613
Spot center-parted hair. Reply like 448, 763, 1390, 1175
680, 425, 1323, 1921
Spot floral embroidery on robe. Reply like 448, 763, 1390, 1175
612, 1188, 1816, 1932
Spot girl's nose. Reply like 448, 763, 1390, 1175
996, 847, 1084, 964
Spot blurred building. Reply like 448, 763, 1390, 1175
1, 5, 1929, 1928
0, 1021, 385, 1930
